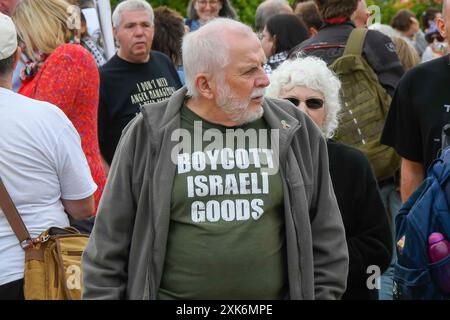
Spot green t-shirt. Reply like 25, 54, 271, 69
157, 105, 286, 300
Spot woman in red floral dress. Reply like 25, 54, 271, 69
13, 0, 106, 212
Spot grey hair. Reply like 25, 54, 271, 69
112, 0, 154, 28
182, 18, 255, 97
255, 0, 291, 32
266, 56, 342, 138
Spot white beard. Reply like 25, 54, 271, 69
215, 81, 265, 125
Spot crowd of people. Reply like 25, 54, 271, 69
0, 0, 449, 300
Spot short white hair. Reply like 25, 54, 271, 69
182, 18, 255, 97
266, 56, 342, 139
368, 23, 400, 38
112, 0, 154, 28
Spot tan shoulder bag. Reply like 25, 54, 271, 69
0, 178, 88, 300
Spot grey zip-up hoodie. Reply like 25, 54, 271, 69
82, 87, 349, 300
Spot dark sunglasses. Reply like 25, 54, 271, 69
432, 34, 445, 42
426, 32, 444, 43
284, 97, 324, 110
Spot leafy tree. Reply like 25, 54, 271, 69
109, 0, 267, 28
367, 0, 443, 26
110, 1, 444, 28
110, 0, 188, 17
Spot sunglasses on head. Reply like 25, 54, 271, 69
284, 97, 324, 110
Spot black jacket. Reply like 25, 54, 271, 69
327, 140, 392, 300
290, 22, 404, 97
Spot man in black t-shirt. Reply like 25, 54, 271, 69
98, 0, 182, 166
381, 0, 450, 203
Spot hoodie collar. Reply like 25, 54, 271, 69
262, 98, 302, 165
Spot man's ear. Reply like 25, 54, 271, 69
195, 74, 214, 100
437, 17, 447, 39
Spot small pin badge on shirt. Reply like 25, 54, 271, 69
281, 120, 290, 129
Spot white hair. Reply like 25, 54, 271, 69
266, 56, 342, 139
112, 0, 154, 28
215, 75, 265, 124
368, 23, 400, 38
182, 18, 255, 97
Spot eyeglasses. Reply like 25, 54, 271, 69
196, 0, 220, 6
284, 97, 324, 110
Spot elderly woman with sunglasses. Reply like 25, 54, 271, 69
267, 56, 392, 300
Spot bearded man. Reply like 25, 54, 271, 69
82, 18, 348, 300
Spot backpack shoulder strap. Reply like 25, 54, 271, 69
431, 156, 450, 186
343, 28, 368, 56
0, 178, 31, 244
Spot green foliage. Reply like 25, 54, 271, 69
367, 0, 443, 26
109, 0, 267, 28
110, 1, 444, 28
231, 0, 261, 27
110, 0, 187, 14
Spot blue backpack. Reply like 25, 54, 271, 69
393, 147, 450, 299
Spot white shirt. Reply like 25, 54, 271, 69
421, 46, 435, 63
0, 88, 97, 285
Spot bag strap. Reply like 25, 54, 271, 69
343, 28, 368, 56
0, 178, 32, 245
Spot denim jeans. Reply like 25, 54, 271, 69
378, 181, 402, 300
